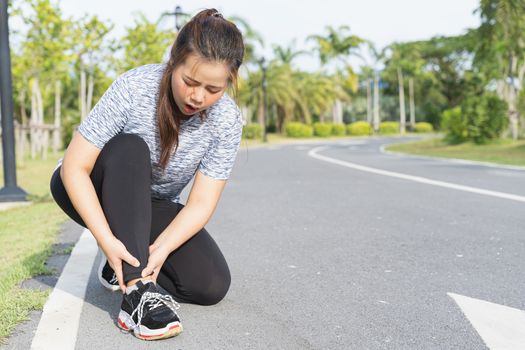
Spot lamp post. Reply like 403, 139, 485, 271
259, 57, 268, 143
0, 0, 27, 202
174, 5, 184, 30
160, 5, 189, 31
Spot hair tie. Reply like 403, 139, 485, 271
212, 12, 223, 19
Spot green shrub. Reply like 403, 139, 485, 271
442, 94, 508, 144
303, 125, 314, 137
347, 121, 372, 136
414, 122, 434, 133
285, 122, 313, 137
242, 123, 263, 139
442, 107, 465, 143
462, 93, 508, 144
313, 122, 333, 137
332, 124, 346, 136
379, 122, 400, 134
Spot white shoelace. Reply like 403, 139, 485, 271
109, 274, 118, 285
131, 291, 181, 328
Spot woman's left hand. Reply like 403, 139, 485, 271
141, 241, 171, 283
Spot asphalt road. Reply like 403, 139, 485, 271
6, 136, 525, 349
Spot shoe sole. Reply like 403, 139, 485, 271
98, 256, 121, 292
117, 310, 183, 340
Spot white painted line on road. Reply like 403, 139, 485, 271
380, 144, 525, 172
449, 293, 525, 349
308, 146, 525, 203
31, 229, 98, 350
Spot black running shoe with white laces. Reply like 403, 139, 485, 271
98, 256, 120, 292
117, 280, 182, 340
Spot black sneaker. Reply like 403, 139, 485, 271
117, 280, 182, 340
98, 256, 120, 292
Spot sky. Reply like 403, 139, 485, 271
48, 1, 481, 71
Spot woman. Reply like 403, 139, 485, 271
50, 9, 244, 341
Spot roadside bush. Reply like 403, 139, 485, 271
242, 123, 263, 139
379, 121, 400, 134
347, 121, 372, 136
313, 122, 333, 137
414, 122, 434, 133
442, 94, 508, 144
441, 107, 465, 143
332, 124, 347, 136
462, 93, 508, 144
285, 122, 313, 137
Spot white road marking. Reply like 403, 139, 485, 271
31, 229, 98, 350
308, 146, 525, 203
449, 293, 525, 349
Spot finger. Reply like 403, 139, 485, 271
114, 262, 126, 294
149, 242, 160, 254
122, 251, 140, 268
141, 264, 153, 278
152, 268, 160, 284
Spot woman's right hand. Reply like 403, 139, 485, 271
98, 235, 140, 293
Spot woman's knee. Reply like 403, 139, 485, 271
194, 269, 231, 306
98, 133, 151, 168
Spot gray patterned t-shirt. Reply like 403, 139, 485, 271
76, 63, 243, 203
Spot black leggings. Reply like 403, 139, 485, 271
50, 133, 230, 306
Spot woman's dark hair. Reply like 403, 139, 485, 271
157, 8, 244, 170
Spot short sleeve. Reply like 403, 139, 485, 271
198, 108, 243, 180
77, 73, 132, 149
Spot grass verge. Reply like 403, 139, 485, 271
0, 153, 67, 342
385, 137, 525, 167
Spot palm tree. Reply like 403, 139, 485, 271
238, 60, 298, 132
362, 42, 383, 132
293, 71, 340, 124
307, 25, 365, 123
229, 15, 264, 66
477, 0, 525, 139
307, 25, 364, 67
383, 42, 425, 133
272, 40, 309, 66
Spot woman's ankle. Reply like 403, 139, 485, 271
126, 277, 152, 287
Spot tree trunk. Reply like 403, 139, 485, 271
240, 105, 250, 125
366, 79, 372, 124
87, 73, 94, 114
409, 78, 416, 131
35, 79, 44, 125
30, 81, 36, 159
373, 72, 380, 132
53, 80, 62, 155
31, 79, 44, 159
397, 67, 406, 134
257, 100, 264, 126
497, 78, 519, 140
508, 85, 519, 140
18, 88, 27, 164
277, 105, 285, 133
19, 88, 27, 126
332, 99, 343, 124
80, 68, 87, 120
283, 104, 293, 134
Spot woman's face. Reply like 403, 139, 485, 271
171, 54, 230, 116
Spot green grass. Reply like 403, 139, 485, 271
386, 137, 525, 166
0, 153, 67, 342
